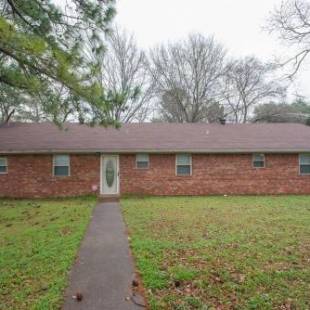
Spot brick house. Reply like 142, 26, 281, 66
0, 122, 310, 198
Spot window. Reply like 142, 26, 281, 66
253, 154, 265, 168
53, 155, 70, 176
0, 157, 8, 174
300, 154, 310, 175
176, 154, 192, 176
136, 154, 149, 169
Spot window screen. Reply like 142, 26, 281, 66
136, 154, 149, 169
176, 154, 192, 176
53, 155, 70, 176
0, 157, 8, 174
253, 154, 265, 168
300, 154, 310, 175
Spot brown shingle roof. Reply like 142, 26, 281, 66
0, 122, 310, 154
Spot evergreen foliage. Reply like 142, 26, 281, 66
0, 0, 116, 125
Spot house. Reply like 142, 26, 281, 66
0, 122, 310, 198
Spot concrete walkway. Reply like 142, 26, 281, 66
63, 202, 145, 310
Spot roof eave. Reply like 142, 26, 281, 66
1, 148, 310, 154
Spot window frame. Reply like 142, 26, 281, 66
252, 153, 265, 169
136, 154, 150, 169
53, 154, 70, 177
299, 154, 310, 175
176, 154, 192, 176
0, 157, 8, 174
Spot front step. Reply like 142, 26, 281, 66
98, 195, 120, 203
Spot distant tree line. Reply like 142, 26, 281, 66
253, 98, 310, 125
1, 0, 310, 126
0, 29, 291, 125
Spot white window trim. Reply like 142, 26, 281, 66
175, 154, 192, 176
252, 153, 265, 168
299, 154, 310, 175
0, 157, 8, 174
136, 154, 149, 169
53, 155, 70, 177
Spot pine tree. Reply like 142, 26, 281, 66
0, 0, 116, 125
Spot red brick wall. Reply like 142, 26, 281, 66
120, 154, 310, 195
0, 153, 309, 198
0, 154, 100, 198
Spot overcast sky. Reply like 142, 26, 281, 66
115, 0, 310, 99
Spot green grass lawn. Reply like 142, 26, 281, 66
0, 197, 96, 310
121, 196, 310, 310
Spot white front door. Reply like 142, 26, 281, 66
101, 155, 119, 195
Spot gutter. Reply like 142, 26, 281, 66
1, 148, 310, 155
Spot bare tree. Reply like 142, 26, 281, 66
87, 27, 153, 123
4, 27, 153, 126
268, 0, 310, 77
149, 34, 226, 123
222, 57, 286, 123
